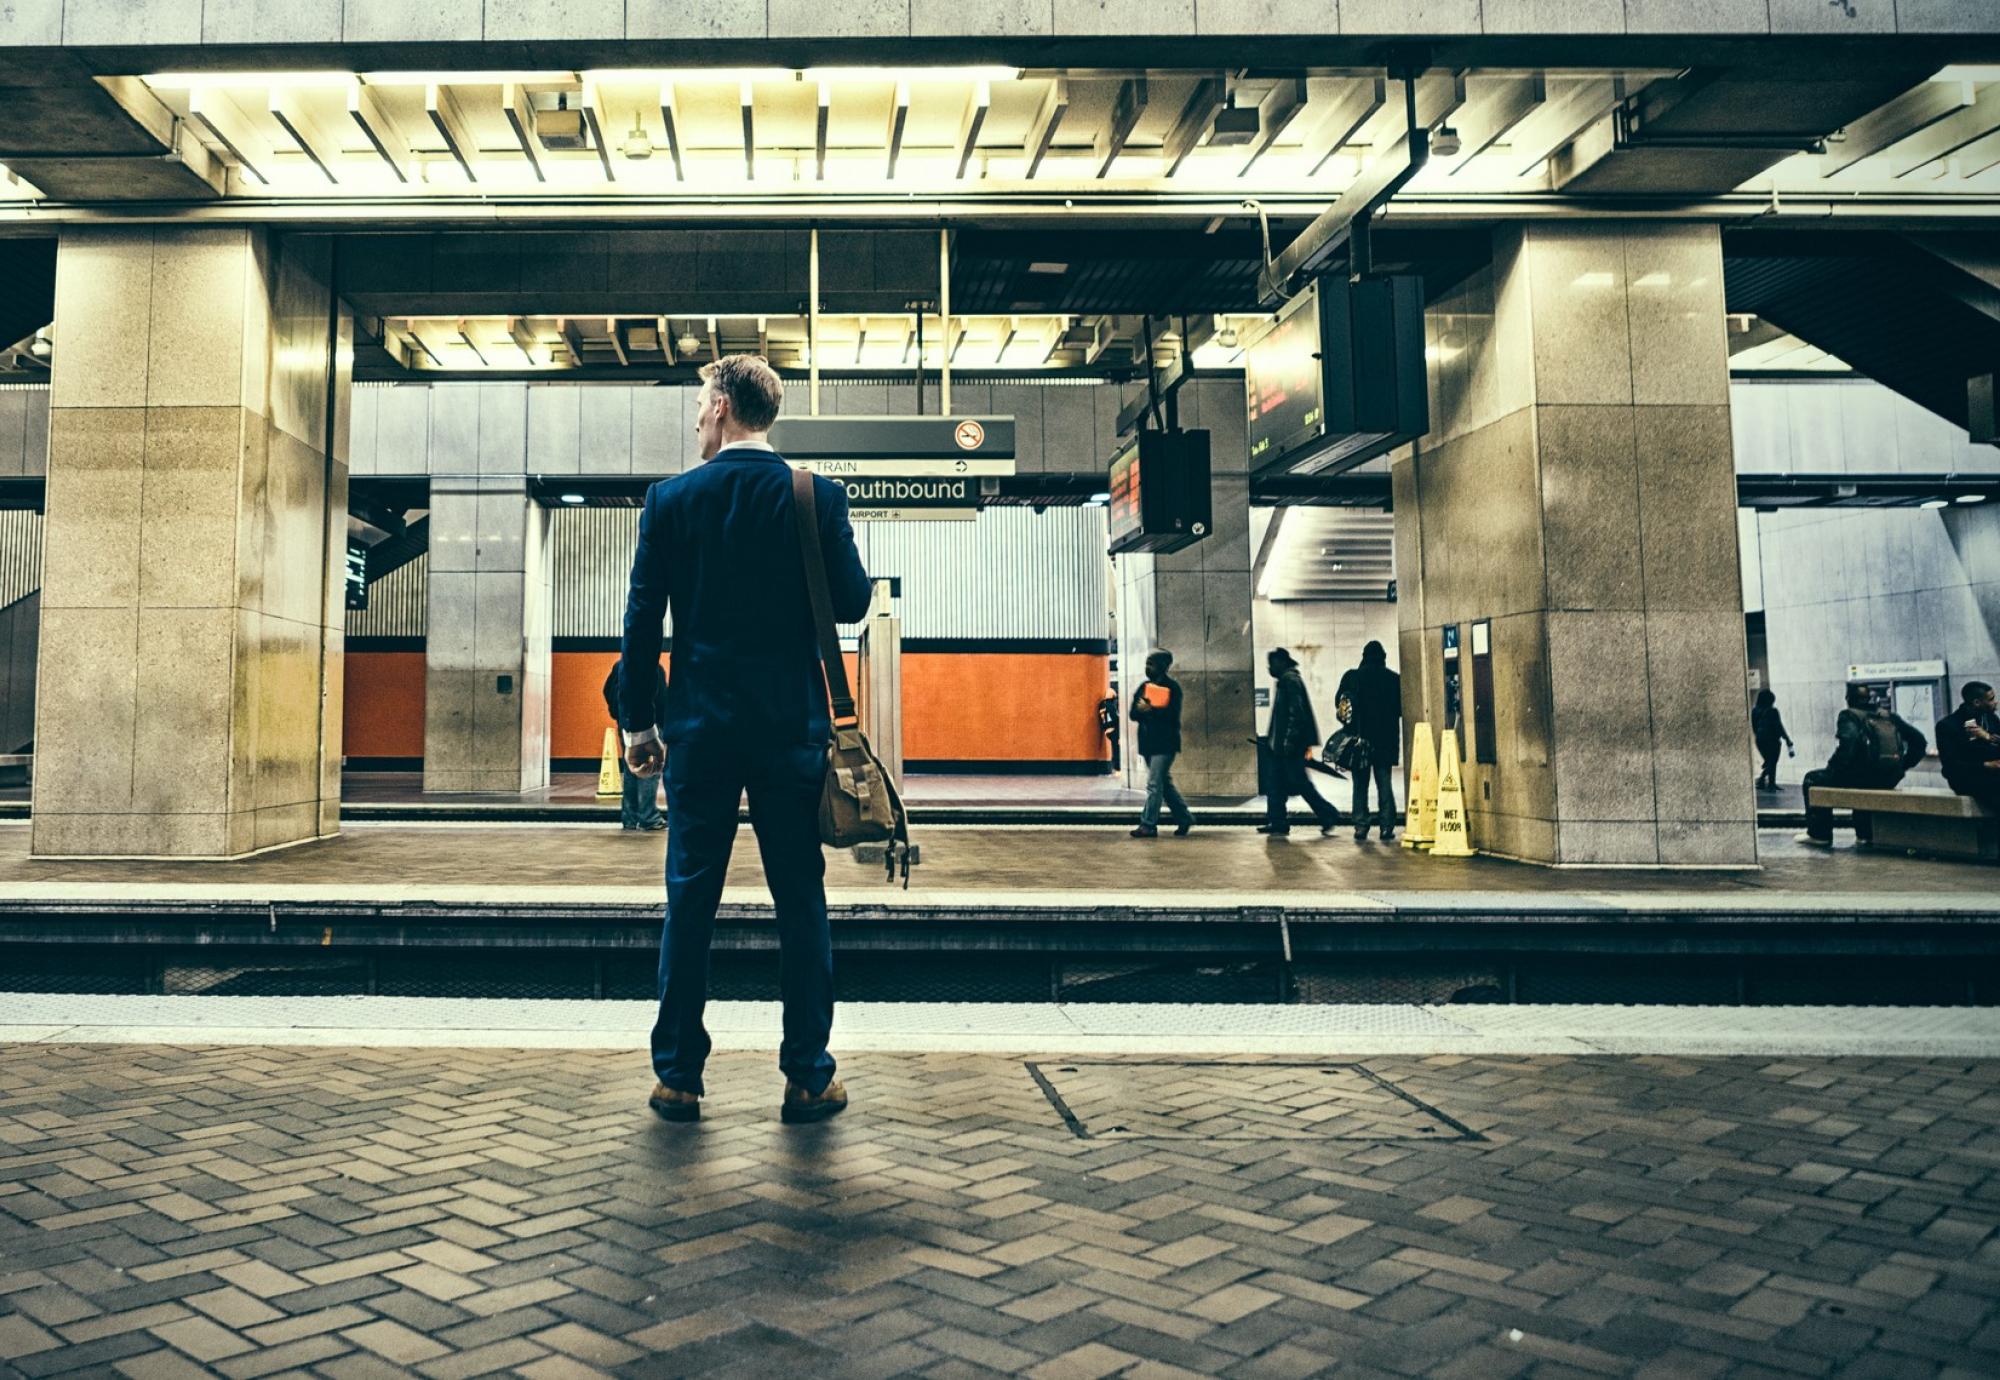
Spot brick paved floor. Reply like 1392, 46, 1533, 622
3, 1043, 1999, 1378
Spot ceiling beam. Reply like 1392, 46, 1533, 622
1506, 74, 1628, 176
1886, 81, 2000, 179
560, 318, 585, 366
502, 83, 547, 183
1411, 71, 1468, 133
1823, 79, 1975, 177
1096, 76, 1148, 179
455, 318, 487, 366
508, 317, 538, 366
269, 86, 344, 185
657, 316, 676, 366
955, 80, 992, 180
1023, 77, 1070, 179
609, 320, 630, 367
425, 83, 479, 183
815, 81, 830, 181
190, 86, 274, 185
1446, 73, 1548, 174
1241, 76, 1308, 177
887, 81, 910, 179
581, 80, 614, 181
707, 317, 720, 362
1302, 76, 1385, 176
348, 82, 412, 184
659, 83, 685, 181
1161, 75, 1227, 178
739, 80, 756, 181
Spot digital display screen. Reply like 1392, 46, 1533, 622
1107, 441, 1142, 549
1244, 283, 1326, 467
344, 544, 368, 611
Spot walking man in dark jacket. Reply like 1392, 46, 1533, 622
1129, 649, 1193, 839
1261, 648, 1342, 836
1937, 681, 2000, 812
1335, 640, 1401, 842
1799, 684, 1927, 847
603, 657, 668, 831
621, 355, 871, 1125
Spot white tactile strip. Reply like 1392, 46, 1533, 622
3, 995, 2000, 1057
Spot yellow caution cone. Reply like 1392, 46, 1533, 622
1429, 728, 1475, 858
1402, 722, 1437, 850
596, 726, 622, 799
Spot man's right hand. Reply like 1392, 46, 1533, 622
626, 740, 665, 778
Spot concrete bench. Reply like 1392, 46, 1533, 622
1808, 786, 1997, 862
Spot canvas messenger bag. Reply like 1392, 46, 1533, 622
792, 466, 912, 885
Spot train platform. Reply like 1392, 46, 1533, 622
2, 1018, 1998, 1379
2, 821, 1996, 1010
0, 773, 1827, 828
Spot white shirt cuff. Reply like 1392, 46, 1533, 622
622, 726, 661, 748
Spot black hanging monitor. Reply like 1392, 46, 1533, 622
1107, 429, 1212, 556
1243, 273, 1428, 477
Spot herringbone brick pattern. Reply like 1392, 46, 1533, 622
2, 1044, 1999, 1377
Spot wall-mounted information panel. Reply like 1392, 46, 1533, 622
1107, 430, 1212, 556
1243, 274, 1428, 478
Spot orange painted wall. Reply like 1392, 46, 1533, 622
348, 650, 1112, 763
343, 652, 426, 758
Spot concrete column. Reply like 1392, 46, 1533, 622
1395, 222, 1754, 866
32, 228, 351, 858
422, 476, 552, 793
1112, 379, 1258, 799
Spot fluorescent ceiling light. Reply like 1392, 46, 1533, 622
1921, 498, 1950, 509
1954, 493, 1987, 504
144, 71, 357, 88
559, 493, 586, 504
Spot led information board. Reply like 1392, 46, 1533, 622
344, 544, 368, 611
1242, 274, 1428, 478
1107, 430, 1212, 556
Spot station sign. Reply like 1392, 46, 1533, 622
791, 456, 1014, 477
771, 414, 1015, 462
1847, 659, 1946, 681
837, 475, 977, 522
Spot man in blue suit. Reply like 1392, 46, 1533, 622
620, 355, 871, 1124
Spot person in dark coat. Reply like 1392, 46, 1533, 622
603, 657, 669, 831
1751, 688, 1793, 792
1335, 640, 1402, 842
620, 354, 871, 1126
1129, 649, 1193, 839
1936, 681, 2000, 812
1261, 648, 1341, 836
1799, 684, 1927, 847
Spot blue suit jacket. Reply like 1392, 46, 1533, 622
620, 447, 871, 747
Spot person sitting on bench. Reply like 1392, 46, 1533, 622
1798, 684, 1927, 848
1937, 681, 2000, 814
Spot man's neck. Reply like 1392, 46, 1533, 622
716, 431, 772, 452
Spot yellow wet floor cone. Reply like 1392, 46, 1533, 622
1402, 722, 1437, 850
1429, 728, 1475, 858
595, 726, 622, 799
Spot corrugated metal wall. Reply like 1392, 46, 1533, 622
345, 506, 1111, 643
0, 511, 40, 609
346, 554, 427, 637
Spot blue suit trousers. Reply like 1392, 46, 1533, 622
650, 735, 836, 1097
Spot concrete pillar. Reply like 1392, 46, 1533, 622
1112, 379, 1258, 798
421, 476, 552, 793
1395, 222, 1755, 866
32, 228, 351, 858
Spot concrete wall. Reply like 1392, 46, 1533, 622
10, 0, 1993, 45
352, 378, 1135, 479
1251, 596, 1399, 736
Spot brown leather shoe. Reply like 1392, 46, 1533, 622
648, 1084, 700, 1122
780, 1078, 848, 1124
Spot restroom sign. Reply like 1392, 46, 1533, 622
954, 419, 985, 450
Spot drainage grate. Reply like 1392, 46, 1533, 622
1025, 1060, 1483, 1142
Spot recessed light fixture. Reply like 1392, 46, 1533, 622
559, 493, 586, 504
1087, 492, 1110, 504
1920, 498, 1950, 509
28, 330, 50, 358
1955, 493, 1987, 504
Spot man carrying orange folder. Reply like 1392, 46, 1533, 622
1129, 649, 1194, 839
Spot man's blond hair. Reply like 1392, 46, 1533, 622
699, 354, 784, 431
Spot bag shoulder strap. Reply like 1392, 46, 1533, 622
791, 466, 857, 725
